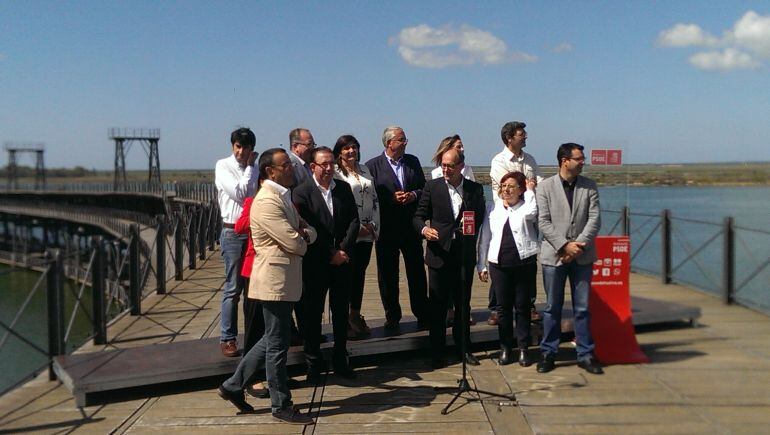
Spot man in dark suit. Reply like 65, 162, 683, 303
414, 149, 486, 368
293, 146, 359, 382
536, 142, 603, 375
365, 126, 429, 332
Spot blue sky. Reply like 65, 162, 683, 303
1, 1, 769, 170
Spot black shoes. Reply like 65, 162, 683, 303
461, 352, 480, 366
244, 384, 269, 399
416, 318, 430, 331
430, 357, 447, 369
518, 348, 533, 367
334, 364, 357, 380
306, 369, 324, 385
536, 354, 556, 373
577, 357, 604, 375
218, 386, 254, 414
272, 406, 314, 425
497, 345, 514, 366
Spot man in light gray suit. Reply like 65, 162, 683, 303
288, 128, 315, 187
535, 142, 603, 375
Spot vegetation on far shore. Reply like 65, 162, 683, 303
2, 162, 769, 187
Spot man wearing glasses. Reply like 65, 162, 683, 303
292, 147, 359, 382
536, 143, 603, 375
413, 149, 486, 368
365, 126, 429, 333
288, 128, 316, 186
218, 148, 316, 424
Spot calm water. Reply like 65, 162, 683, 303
483, 184, 770, 312
2, 185, 769, 394
0, 265, 93, 393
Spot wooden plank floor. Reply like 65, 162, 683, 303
2, 249, 769, 434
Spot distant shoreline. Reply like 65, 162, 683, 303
4, 162, 769, 187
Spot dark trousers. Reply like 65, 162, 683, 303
427, 241, 472, 357
489, 262, 536, 348
350, 242, 374, 311
374, 232, 428, 323
302, 263, 351, 372
488, 269, 537, 313
243, 290, 265, 354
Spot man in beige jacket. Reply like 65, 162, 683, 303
219, 148, 316, 425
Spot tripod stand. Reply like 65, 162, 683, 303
440, 231, 515, 415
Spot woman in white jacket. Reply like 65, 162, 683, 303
333, 135, 380, 338
477, 171, 538, 366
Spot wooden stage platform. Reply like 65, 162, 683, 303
54, 296, 700, 407
5, 251, 770, 434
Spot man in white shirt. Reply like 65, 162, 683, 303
288, 128, 316, 187
489, 121, 543, 196
214, 127, 259, 357
487, 121, 544, 326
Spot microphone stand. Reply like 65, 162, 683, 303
441, 231, 515, 415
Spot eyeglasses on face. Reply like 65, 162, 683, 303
500, 184, 521, 191
294, 141, 316, 147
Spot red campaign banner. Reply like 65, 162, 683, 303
591, 149, 623, 166
606, 149, 622, 165
589, 236, 649, 364
591, 149, 607, 165
462, 211, 475, 235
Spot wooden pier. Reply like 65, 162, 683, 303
2, 250, 769, 434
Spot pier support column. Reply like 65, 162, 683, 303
91, 237, 107, 344
129, 224, 141, 315
621, 206, 630, 236
174, 212, 184, 280
197, 205, 206, 261
156, 218, 166, 294
661, 209, 672, 284
46, 249, 65, 380
723, 217, 735, 305
188, 207, 197, 270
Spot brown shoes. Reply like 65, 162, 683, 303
531, 308, 542, 321
348, 314, 371, 339
487, 311, 499, 326
220, 340, 239, 357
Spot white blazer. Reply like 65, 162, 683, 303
476, 190, 539, 272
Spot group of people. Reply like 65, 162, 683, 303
213, 122, 603, 423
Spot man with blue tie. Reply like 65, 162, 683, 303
365, 126, 429, 332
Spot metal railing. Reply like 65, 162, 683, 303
601, 207, 770, 313
0, 195, 221, 395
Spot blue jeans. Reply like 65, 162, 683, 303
540, 262, 595, 360
220, 228, 247, 342
222, 300, 294, 413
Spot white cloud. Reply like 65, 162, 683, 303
394, 24, 536, 68
550, 42, 573, 53
656, 23, 719, 47
730, 11, 770, 57
689, 48, 760, 71
658, 11, 770, 71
